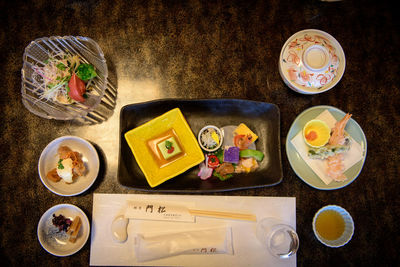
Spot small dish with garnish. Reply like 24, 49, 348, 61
37, 204, 90, 256
198, 125, 224, 152
38, 136, 100, 196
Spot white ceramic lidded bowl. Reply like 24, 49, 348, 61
279, 29, 346, 94
312, 205, 354, 248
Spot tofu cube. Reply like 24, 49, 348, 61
157, 137, 182, 160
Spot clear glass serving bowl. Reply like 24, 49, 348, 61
21, 36, 108, 120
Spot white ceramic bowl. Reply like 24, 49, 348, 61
312, 205, 354, 247
279, 29, 346, 94
37, 204, 90, 256
38, 136, 100, 196
198, 125, 224, 152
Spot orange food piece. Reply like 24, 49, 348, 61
67, 216, 82, 243
58, 146, 73, 159
305, 130, 318, 141
46, 168, 61, 182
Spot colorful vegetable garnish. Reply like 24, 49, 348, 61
207, 155, 220, 168
197, 123, 263, 181
213, 171, 233, 181
31, 51, 97, 104
239, 149, 265, 161
57, 159, 64, 169
165, 140, 174, 153
76, 63, 97, 81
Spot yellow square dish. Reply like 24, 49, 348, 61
124, 108, 205, 187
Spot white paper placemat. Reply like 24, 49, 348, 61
90, 193, 296, 267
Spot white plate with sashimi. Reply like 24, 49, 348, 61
286, 105, 367, 190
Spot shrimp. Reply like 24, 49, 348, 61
328, 113, 352, 146
326, 154, 347, 181
326, 113, 352, 181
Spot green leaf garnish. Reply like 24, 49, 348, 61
57, 159, 64, 169
56, 63, 66, 70
76, 63, 97, 81
165, 140, 173, 149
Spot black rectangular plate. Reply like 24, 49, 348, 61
118, 99, 282, 193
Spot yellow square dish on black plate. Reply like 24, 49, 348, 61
124, 108, 204, 187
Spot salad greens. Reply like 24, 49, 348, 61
76, 63, 97, 81
31, 51, 97, 104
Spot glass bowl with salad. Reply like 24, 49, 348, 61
21, 36, 108, 120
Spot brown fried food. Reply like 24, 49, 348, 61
215, 162, 235, 176
68, 151, 86, 176
67, 216, 82, 243
46, 168, 61, 182
58, 146, 73, 159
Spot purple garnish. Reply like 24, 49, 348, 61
52, 214, 72, 233
223, 146, 240, 164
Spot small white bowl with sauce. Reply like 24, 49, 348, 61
312, 205, 354, 248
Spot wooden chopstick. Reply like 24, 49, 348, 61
188, 209, 257, 221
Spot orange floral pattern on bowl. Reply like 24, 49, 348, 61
282, 33, 340, 89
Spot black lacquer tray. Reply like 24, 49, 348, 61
118, 99, 282, 193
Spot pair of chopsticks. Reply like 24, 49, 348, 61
188, 209, 257, 222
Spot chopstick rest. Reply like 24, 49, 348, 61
111, 215, 129, 243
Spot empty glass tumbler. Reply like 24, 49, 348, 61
256, 217, 299, 259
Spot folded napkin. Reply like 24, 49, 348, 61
291, 110, 364, 184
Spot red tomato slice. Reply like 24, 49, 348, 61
68, 73, 86, 102
207, 155, 220, 168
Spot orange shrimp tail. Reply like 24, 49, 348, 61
328, 113, 352, 145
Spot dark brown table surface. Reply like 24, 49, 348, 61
1, 0, 399, 266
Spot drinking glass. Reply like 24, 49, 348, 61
256, 217, 299, 259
